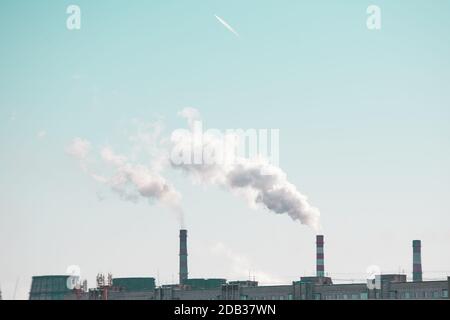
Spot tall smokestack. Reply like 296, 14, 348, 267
316, 235, 325, 277
179, 229, 188, 285
412, 240, 422, 282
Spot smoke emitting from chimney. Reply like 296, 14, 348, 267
413, 240, 422, 282
316, 235, 325, 277
179, 229, 188, 285
171, 108, 322, 232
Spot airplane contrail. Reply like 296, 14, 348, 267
214, 14, 240, 37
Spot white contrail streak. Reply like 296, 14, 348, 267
215, 14, 240, 37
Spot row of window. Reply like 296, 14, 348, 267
322, 293, 369, 300
218, 290, 449, 300
398, 289, 448, 299
240, 294, 294, 300
30, 293, 67, 300
321, 289, 449, 300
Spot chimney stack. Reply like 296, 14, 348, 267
412, 240, 422, 282
179, 229, 188, 285
316, 235, 325, 277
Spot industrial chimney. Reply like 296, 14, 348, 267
316, 235, 325, 277
412, 240, 422, 282
179, 229, 188, 285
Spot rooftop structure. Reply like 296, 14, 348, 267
28, 231, 450, 300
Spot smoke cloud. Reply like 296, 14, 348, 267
66, 137, 91, 161
66, 140, 185, 228
67, 109, 321, 232
171, 108, 321, 232
210, 242, 284, 284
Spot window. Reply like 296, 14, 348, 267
432, 291, 439, 299
280, 295, 285, 300
288, 294, 293, 300
352, 294, 360, 300
360, 292, 368, 300
405, 292, 411, 299
343, 294, 348, 300
442, 290, 448, 298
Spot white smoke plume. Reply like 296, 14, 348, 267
210, 242, 284, 285
66, 137, 91, 172
66, 139, 185, 228
177, 107, 201, 129
67, 110, 321, 232
66, 137, 91, 161
170, 108, 321, 232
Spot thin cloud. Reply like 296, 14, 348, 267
210, 242, 284, 284
37, 130, 47, 139
214, 14, 240, 37
66, 138, 91, 161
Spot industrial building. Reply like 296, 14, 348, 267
28, 230, 450, 300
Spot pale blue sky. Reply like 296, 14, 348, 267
1, 0, 449, 299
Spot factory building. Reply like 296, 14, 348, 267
28, 233, 450, 300
29, 275, 75, 300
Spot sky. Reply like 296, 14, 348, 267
1, 0, 449, 299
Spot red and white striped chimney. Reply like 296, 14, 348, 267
316, 235, 325, 277
412, 240, 422, 282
